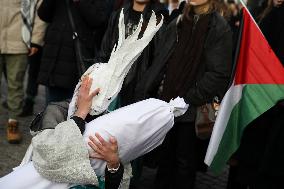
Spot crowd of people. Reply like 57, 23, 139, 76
0, 0, 283, 189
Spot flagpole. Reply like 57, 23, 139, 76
228, 9, 244, 87
229, 0, 267, 87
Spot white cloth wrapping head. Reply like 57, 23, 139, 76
68, 10, 163, 117
84, 97, 188, 176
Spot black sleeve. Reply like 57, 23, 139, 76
105, 163, 124, 189
133, 24, 169, 101
259, 9, 275, 43
70, 116, 86, 134
185, 29, 233, 106
95, 11, 119, 63
37, 0, 56, 23
30, 43, 42, 49
75, 0, 111, 29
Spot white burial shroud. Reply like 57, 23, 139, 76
0, 97, 188, 189
85, 97, 189, 176
68, 10, 163, 117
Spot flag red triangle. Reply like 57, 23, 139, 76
234, 8, 284, 85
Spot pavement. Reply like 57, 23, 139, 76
0, 76, 229, 189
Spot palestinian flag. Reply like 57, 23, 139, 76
204, 7, 284, 173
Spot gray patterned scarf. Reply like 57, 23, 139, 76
21, 0, 38, 48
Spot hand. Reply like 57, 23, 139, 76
28, 47, 39, 56
74, 77, 100, 120
88, 133, 120, 169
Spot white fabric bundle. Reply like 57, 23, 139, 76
84, 97, 188, 176
0, 97, 188, 188
0, 162, 132, 189
0, 162, 70, 189
68, 10, 163, 116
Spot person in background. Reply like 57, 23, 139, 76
135, 0, 232, 188
95, 0, 168, 188
227, 0, 241, 29
37, 0, 111, 104
95, 0, 168, 106
96, 0, 168, 113
227, 0, 241, 58
165, 0, 186, 22
165, 0, 183, 15
214, 0, 231, 20
19, 46, 43, 117
247, 0, 268, 19
0, 0, 46, 144
259, 0, 284, 65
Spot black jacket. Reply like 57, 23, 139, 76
259, 5, 284, 66
230, 102, 284, 187
37, 0, 111, 89
95, 2, 168, 106
135, 12, 233, 122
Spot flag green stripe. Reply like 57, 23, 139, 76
210, 84, 284, 173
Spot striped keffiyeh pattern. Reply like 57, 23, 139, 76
21, 0, 38, 48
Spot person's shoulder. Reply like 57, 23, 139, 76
211, 12, 231, 34
150, 2, 169, 19
151, 2, 168, 12
165, 16, 179, 31
107, 8, 123, 26
110, 9, 122, 19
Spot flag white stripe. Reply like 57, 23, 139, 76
204, 84, 244, 166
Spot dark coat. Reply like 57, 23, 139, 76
135, 12, 233, 122
229, 102, 284, 188
37, 0, 111, 89
95, 2, 168, 106
259, 5, 284, 66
